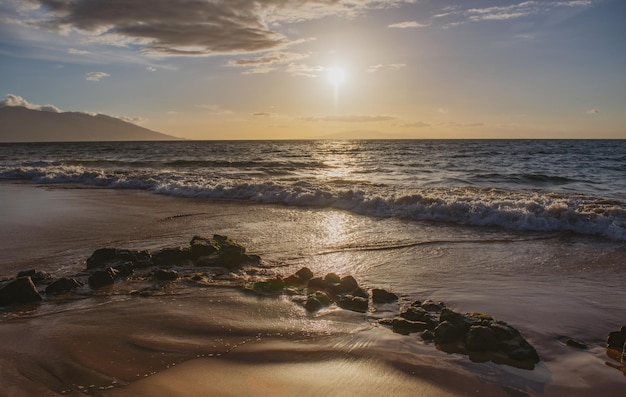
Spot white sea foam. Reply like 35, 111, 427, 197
1, 161, 624, 241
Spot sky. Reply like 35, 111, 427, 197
0, 0, 625, 140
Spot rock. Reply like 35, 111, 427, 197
466, 326, 498, 352
190, 236, 219, 258
304, 296, 324, 312
607, 330, 626, 351
307, 277, 328, 291
304, 292, 332, 312
195, 253, 221, 267
390, 318, 429, 335
86, 248, 151, 269
566, 339, 588, 350
338, 275, 359, 293
351, 287, 369, 299
400, 307, 436, 327
213, 235, 246, 268
420, 299, 446, 312
88, 268, 116, 288
324, 273, 341, 284
0, 277, 42, 306
295, 267, 314, 282
111, 262, 135, 278
434, 321, 464, 344
337, 295, 368, 313
152, 247, 192, 267
16, 269, 51, 284
421, 330, 435, 341
45, 277, 83, 295
505, 342, 540, 363
251, 278, 285, 295
283, 274, 305, 287
490, 321, 521, 342
153, 269, 179, 281
372, 288, 398, 304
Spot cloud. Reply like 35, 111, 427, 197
85, 71, 110, 81
440, 121, 485, 128
22, 0, 414, 57
146, 66, 157, 72
305, 115, 397, 122
228, 51, 311, 74
586, 108, 600, 114
367, 63, 406, 73
116, 115, 146, 125
197, 104, 233, 114
388, 21, 428, 29
0, 93, 62, 112
400, 121, 430, 128
67, 48, 90, 55
251, 112, 272, 117
430, 0, 593, 27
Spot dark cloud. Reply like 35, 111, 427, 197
29, 0, 413, 56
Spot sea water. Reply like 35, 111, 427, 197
1, 139, 625, 240
1, 140, 625, 395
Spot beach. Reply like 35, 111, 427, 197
1, 182, 624, 396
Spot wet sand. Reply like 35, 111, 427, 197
1, 182, 625, 396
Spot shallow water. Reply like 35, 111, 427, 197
1, 184, 624, 396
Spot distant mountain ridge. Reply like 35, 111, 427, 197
0, 106, 178, 142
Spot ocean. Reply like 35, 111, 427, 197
1, 139, 625, 240
1, 139, 625, 396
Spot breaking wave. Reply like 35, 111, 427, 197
1, 163, 624, 241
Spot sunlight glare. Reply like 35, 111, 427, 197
327, 67, 346, 86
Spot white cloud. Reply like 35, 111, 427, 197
388, 21, 428, 29
586, 108, 599, 114
67, 48, 90, 55
0, 93, 62, 112
146, 66, 157, 72
367, 63, 406, 73
85, 71, 110, 81
197, 104, 233, 114
431, 0, 593, 27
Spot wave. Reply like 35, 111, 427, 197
1, 164, 625, 241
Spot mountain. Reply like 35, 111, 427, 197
0, 106, 179, 142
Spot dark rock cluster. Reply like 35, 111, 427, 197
1, 236, 541, 371
381, 301, 540, 368
606, 326, 626, 373
246, 268, 540, 370
0, 235, 259, 307
246, 267, 397, 314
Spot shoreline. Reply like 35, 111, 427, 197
1, 182, 625, 396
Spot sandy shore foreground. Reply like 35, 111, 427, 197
1, 183, 625, 396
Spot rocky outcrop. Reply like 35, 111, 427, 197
4, 235, 544, 372
0, 277, 42, 306
16, 269, 52, 284
381, 303, 540, 369
45, 277, 83, 295
86, 248, 152, 269
606, 326, 626, 373
246, 268, 371, 314
88, 268, 116, 288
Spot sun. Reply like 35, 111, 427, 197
327, 67, 346, 86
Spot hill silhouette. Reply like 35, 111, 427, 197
0, 106, 178, 142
